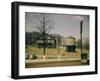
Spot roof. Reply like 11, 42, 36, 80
66, 36, 76, 39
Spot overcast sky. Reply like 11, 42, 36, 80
25, 12, 89, 40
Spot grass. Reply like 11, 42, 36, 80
25, 46, 89, 59
25, 46, 89, 68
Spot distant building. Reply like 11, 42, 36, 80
37, 34, 56, 48
65, 36, 76, 52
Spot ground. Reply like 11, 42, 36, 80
25, 46, 89, 68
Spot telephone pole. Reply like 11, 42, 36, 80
80, 21, 83, 54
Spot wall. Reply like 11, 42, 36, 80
0, 0, 99, 81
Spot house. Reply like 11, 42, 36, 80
65, 36, 76, 52
36, 34, 56, 48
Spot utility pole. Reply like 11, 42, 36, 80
80, 21, 83, 54
80, 20, 88, 64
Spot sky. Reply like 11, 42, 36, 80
25, 12, 89, 40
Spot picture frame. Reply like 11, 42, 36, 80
11, 1, 98, 79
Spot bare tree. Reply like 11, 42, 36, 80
35, 13, 53, 56
76, 38, 89, 50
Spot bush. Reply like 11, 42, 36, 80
26, 54, 38, 59
81, 52, 87, 59
32, 54, 38, 59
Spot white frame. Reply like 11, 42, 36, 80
19, 5, 95, 76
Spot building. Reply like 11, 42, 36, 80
65, 36, 76, 52
37, 34, 56, 48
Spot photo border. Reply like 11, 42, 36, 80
11, 1, 98, 79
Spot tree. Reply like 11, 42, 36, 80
83, 38, 89, 50
25, 31, 41, 47
76, 39, 81, 48
76, 38, 89, 50
35, 13, 53, 56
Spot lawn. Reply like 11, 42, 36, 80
25, 46, 89, 68
25, 46, 89, 59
